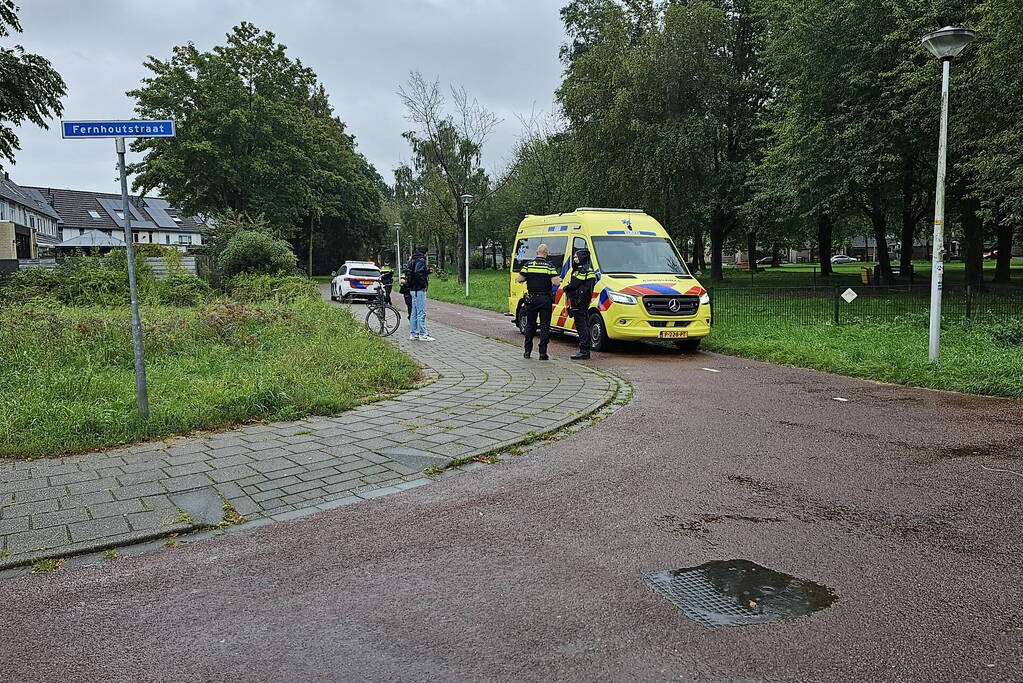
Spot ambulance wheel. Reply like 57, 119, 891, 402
588, 311, 613, 352
515, 302, 528, 335
674, 338, 702, 353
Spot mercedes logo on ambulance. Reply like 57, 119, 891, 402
668, 298, 683, 313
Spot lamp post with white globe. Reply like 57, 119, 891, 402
921, 26, 976, 363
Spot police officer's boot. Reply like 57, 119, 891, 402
570, 351, 590, 360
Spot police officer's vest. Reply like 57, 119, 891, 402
520, 257, 559, 295
566, 264, 596, 305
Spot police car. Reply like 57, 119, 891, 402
330, 261, 382, 302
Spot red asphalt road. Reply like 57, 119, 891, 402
2, 299, 1021, 682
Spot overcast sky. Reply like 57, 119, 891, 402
8, 0, 567, 193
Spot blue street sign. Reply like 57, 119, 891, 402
61, 120, 176, 139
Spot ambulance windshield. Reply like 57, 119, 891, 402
591, 236, 688, 275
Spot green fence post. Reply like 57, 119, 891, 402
834, 287, 840, 325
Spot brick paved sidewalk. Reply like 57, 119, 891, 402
0, 318, 620, 569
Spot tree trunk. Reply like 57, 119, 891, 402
307, 215, 314, 276
867, 190, 893, 284
817, 213, 834, 277
746, 231, 758, 272
899, 160, 917, 275
436, 234, 444, 270
692, 227, 706, 271
961, 196, 985, 289
771, 244, 781, 267
455, 205, 466, 285
993, 221, 1013, 284
710, 228, 725, 282
710, 208, 728, 282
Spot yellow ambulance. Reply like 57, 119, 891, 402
508, 208, 711, 351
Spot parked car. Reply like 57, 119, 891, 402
330, 261, 381, 302
756, 256, 786, 266
831, 254, 860, 264
983, 250, 999, 260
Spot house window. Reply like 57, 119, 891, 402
177, 235, 192, 245
165, 235, 171, 244
88, 210, 101, 219
79, 228, 85, 235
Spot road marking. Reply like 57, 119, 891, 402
701, 368, 721, 373
833, 397, 849, 402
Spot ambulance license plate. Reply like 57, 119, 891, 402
659, 330, 688, 339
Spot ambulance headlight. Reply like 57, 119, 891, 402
700, 292, 710, 305
607, 291, 637, 305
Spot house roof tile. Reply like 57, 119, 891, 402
22, 186, 205, 234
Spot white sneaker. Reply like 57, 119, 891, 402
418, 335, 436, 342
409, 334, 417, 341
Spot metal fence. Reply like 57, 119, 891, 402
709, 284, 1023, 326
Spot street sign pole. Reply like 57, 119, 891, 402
115, 137, 150, 419
62, 119, 175, 419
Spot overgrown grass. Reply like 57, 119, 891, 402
703, 317, 1023, 398
0, 300, 419, 459
427, 269, 509, 313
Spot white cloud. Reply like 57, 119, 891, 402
7, 0, 567, 192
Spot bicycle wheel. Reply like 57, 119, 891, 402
364, 304, 401, 337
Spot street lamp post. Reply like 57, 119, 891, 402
460, 194, 474, 298
393, 223, 402, 267
921, 26, 976, 364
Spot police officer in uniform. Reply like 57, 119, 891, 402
516, 243, 561, 360
562, 248, 596, 360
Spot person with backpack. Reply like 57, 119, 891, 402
402, 246, 434, 341
562, 248, 597, 360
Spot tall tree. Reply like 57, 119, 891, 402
399, 73, 500, 284
557, 0, 769, 280
956, 0, 1023, 284
0, 0, 66, 167
129, 22, 384, 273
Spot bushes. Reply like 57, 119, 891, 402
0, 255, 153, 307
0, 267, 59, 303
228, 274, 319, 303
218, 230, 297, 279
154, 273, 214, 306
0, 253, 320, 308
1, 256, 211, 307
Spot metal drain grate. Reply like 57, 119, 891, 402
643, 559, 836, 629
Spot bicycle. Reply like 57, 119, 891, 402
364, 285, 402, 337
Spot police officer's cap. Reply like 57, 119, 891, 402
575, 248, 591, 261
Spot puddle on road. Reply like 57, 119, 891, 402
644, 559, 837, 629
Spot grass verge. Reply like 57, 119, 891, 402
703, 318, 1023, 398
422, 265, 1022, 398
427, 269, 508, 313
0, 299, 419, 459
